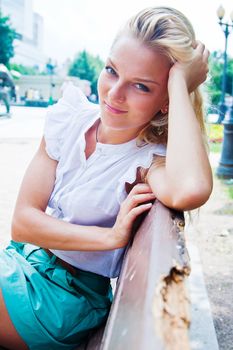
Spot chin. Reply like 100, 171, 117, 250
100, 108, 125, 127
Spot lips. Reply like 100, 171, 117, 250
104, 101, 127, 114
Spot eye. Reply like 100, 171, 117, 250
105, 66, 117, 76
134, 83, 150, 92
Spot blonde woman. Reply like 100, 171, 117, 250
0, 7, 212, 350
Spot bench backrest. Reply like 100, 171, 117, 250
85, 200, 190, 350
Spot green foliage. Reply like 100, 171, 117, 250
227, 186, 233, 200
208, 142, 222, 153
68, 50, 104, 95
206, 124, 223, 153
206, 51, 233, 107
0, 11, 16, 66
9, 63, 39, 75
206, 123, 223, 141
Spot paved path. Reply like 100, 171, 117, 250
187, 175, 233, 350
0, 106, 45, 138
0, 106, 45, 246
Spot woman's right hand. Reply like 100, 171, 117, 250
168, 41, 209, 93
111, 183, 156, 248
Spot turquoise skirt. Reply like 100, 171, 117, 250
0, 241, 112, 350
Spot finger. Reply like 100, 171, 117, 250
128, 183, 153, 196
195, 42, 205, 54
192, 40, 204, 49
203, 48, 210, 61
127, 202, 153, 222
191, 40, 198, 49
124, 192, 156, 211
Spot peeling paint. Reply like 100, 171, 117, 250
153, 267, 191, 350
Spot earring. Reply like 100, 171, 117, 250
161, 105, 168, 114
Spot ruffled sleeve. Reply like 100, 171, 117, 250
117, 143, 166, 203
43, 82, 98, 161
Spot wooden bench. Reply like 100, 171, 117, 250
80, 200, 191, 350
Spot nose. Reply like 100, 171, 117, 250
108, 81, 126, 103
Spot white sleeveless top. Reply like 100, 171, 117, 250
44, 83, 166, 278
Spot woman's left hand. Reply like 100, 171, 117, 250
168, 41, 209, 93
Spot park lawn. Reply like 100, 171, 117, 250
206, 123, 223, 143
227, 186, 233, 199
209, 142, 222, 153
206, 123, 223, 154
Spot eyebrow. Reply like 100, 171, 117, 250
135, 78, 160, 86
107, 58, 160, 86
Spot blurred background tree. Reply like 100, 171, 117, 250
0, 11, 16, 66
9, 63, 39, 75
206, 51, 233, 108
68, 50, 104, 96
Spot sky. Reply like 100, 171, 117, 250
33, 0, 233, 64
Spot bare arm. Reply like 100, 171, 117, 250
12, 138, 154, 250
147, 43, 213, 211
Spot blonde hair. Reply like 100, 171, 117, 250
114, 7, 207, 146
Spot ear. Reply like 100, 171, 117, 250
160, 97, 169, 114
161, 104, 169, 114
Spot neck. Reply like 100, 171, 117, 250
96, 120, 142, 144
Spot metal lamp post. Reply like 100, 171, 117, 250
230, 52, 233, 122
216, 6, 233, 179
216, 6, 232, 123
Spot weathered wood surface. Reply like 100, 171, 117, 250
99, 200, 190, 350
76, 327, 105, 350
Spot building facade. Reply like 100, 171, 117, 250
0, 0, 47, 68
16, 75, 91, 103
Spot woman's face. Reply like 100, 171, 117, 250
98, 35, 171, 134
